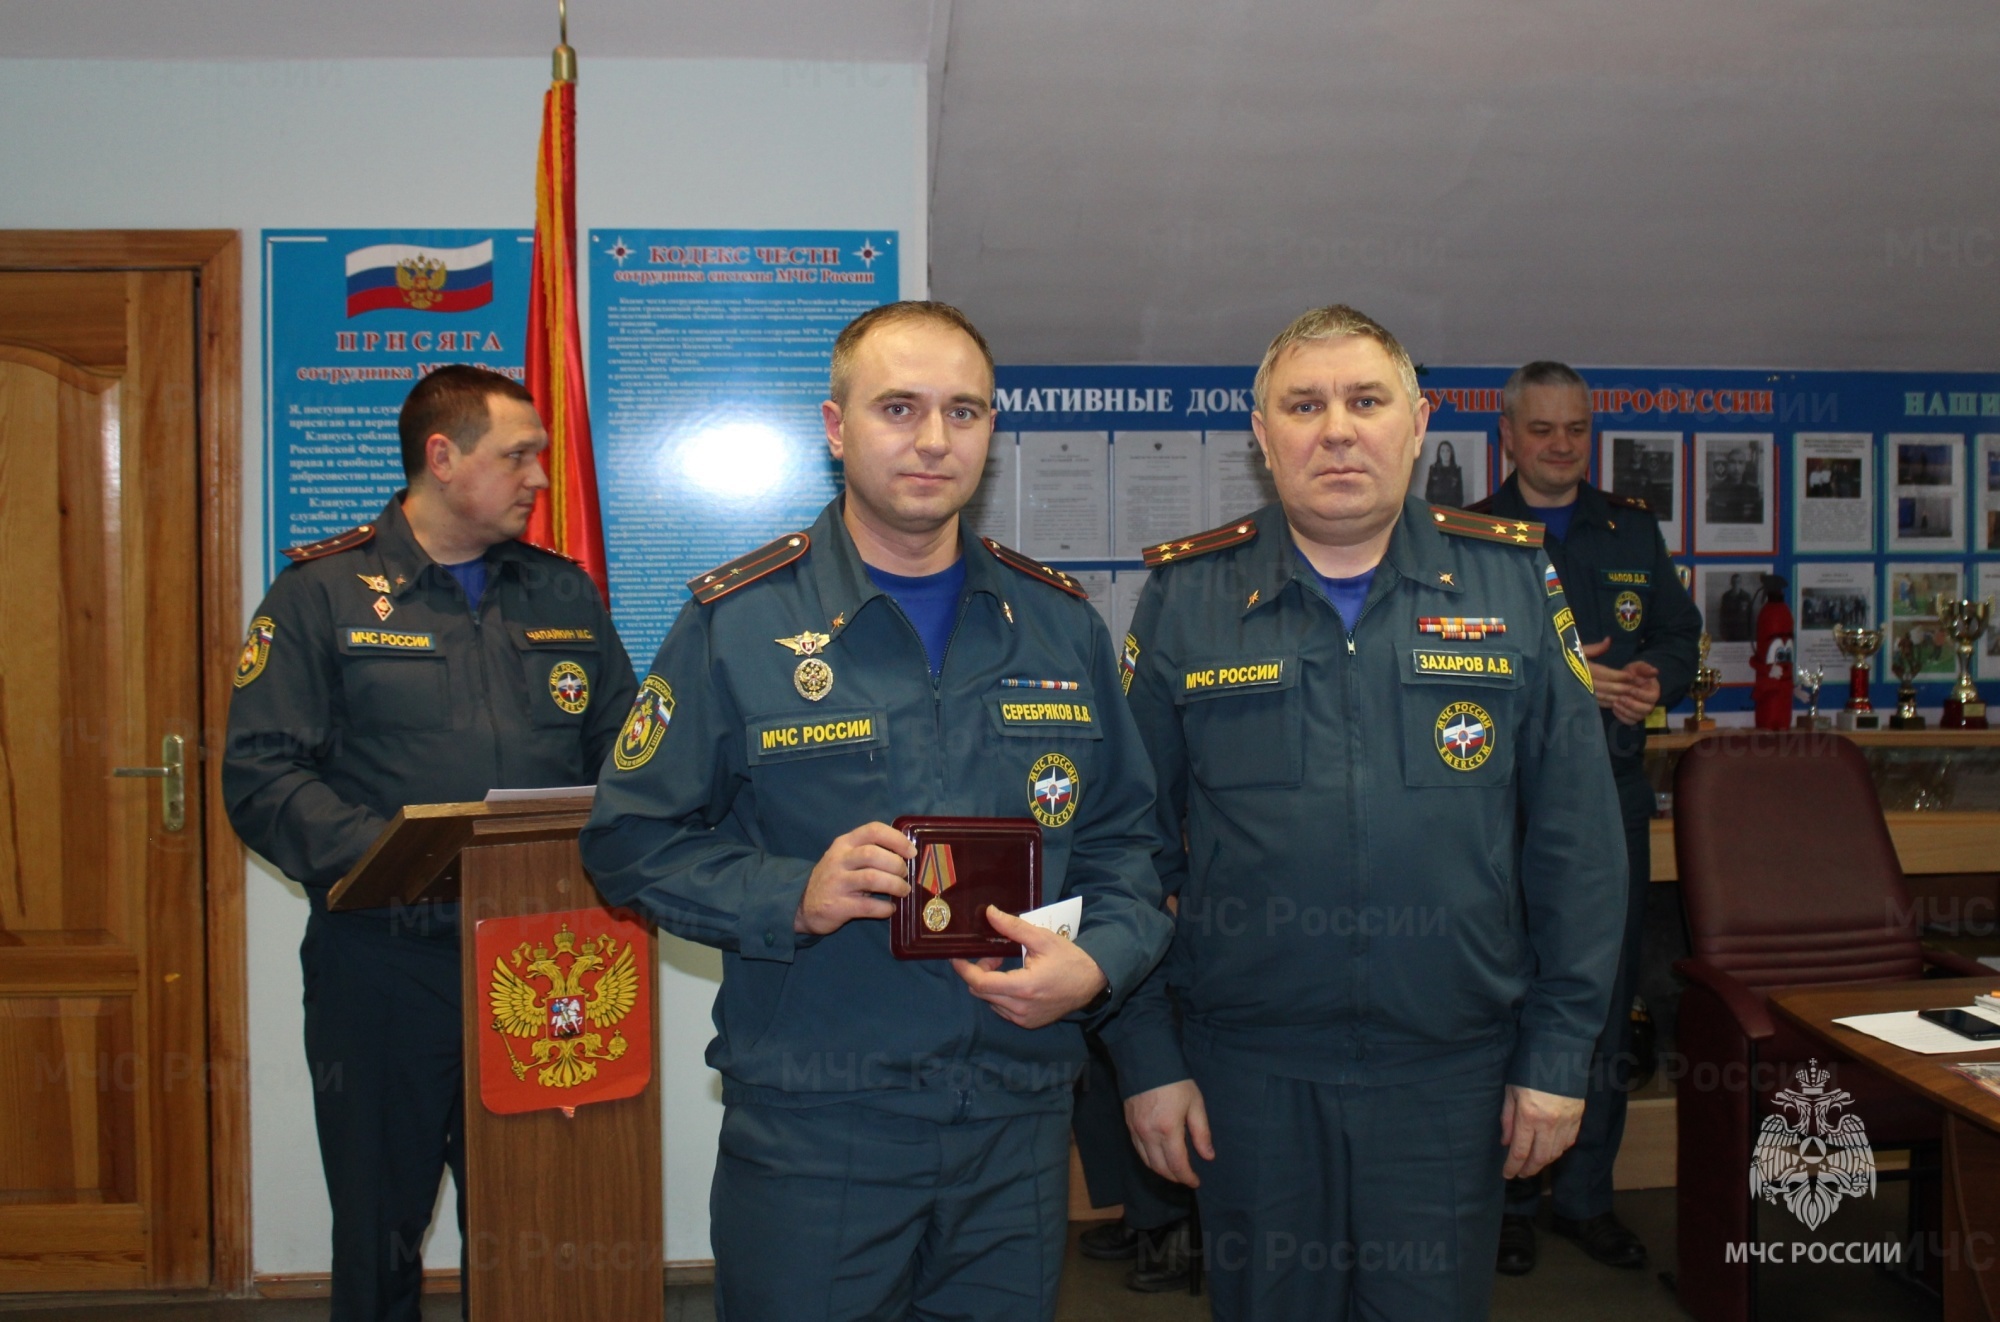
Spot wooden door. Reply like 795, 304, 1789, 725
0, 271, 210, 1289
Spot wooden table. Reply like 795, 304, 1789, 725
1772, 978, 2000, 1321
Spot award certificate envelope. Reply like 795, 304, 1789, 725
890, 816, 1042, 960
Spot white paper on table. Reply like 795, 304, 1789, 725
1829, 1006, 2000, 1054
484, 785, 597, 803
1018, 896, 1083, 941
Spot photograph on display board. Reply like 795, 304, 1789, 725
1978, 434, 2000, 553
1794, 561, 1877, 681
1601, 431, 1682, 552
1885, 434, 1965, 553
1693, 564, 1772, 685
1793, 433, 1876, 554
1980, 565, 2000, 681
1417, 431, 1487, 509
1886, 562, 1964, 680
1692, 433, 1776, 554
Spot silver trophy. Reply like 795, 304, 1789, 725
1937, 596, 1992, 729
1794, 665, 1827, 730
1832, 624, 1882, 730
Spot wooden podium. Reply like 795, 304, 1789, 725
327, 798, 664, 1320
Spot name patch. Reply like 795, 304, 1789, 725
1183, 660, 1285, 693
344, 628, 436, 651
1413, 650, 1515, 678
1601, 571, 1650, 587
523, 626, 597, 644
1000, 701, 1094, 727
758, 716, 876, 752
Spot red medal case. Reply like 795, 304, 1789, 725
889, 816, 1042, 960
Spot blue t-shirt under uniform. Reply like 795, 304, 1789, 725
444, 557, 488, 610
1536, 499, 1578, 543
1298, 549, 1376, 631
867, 559, 968, 677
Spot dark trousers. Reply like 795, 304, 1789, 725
711, 1101, 1070, 1322
1189, 1051, 1509, 1322
1073, 1035, 1193, 1230
302, 910, 466, 1322
1506, 768, 1653, 1221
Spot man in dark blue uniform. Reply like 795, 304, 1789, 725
1108, 307, 1626, 1320
579, 302, 1172, 1321
1475, 360, 1702, 1274
224, 365, 636, 1321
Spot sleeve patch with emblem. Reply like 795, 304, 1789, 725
1552, 606, 1595, 693
613, 676, 676, 771
1120, 634, 1141, 695
234, 616, 275, 688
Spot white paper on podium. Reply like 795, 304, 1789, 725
1830, 1005, 2000, 1054
483, 785, 598, 803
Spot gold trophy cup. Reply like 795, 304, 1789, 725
1684, 632, 1721, 732
1890, 633, 1929, 730
1937, 596, 1992, 730
1832, 624, 1882, 731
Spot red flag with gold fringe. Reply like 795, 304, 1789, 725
524, 38, 609, 602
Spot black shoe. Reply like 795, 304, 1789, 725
1079, 1218, 1140, 1260
1551, 1212, 1648, 1269
1496, 1214, 1537, 1276
1125, 1220, 1192, 1293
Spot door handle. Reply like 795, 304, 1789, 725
113, 734, 186, 832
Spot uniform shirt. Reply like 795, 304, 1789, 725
1102, 496, 1626, 1100
1472, 478, 1702, 768
578, 499, 1173, 1120
223, 495, 637, 924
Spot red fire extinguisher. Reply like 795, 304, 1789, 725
1752, 573, 1794, 730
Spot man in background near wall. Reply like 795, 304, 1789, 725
1475, 360, 1702, 1275
224, 365, 636, 1321
1110, 306, 1626, 1320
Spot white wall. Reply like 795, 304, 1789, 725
0, 55, 925, 1273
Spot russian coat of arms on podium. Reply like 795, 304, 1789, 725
476, 906, 653, 1116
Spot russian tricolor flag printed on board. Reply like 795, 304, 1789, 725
344, 240, 495, 317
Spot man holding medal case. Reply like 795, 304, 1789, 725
581, 302, 1171, 1320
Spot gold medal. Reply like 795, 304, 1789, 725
917, 844, 958, 933
794, 657, 833, 701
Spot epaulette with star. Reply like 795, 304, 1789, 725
1429, 504, 1544, 547
1603, 490, 1652, 513
282, 523, 377, 563
687, 531, 811, 605
1142, 517, 1259, 568
981, 538, 1088, 599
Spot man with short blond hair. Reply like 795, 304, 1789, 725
582, 301, 1170, 1320
1108, 306, 1626, 1319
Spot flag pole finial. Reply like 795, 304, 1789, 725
553, 0, 577, 82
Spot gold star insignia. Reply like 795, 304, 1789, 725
1246, 589, 1261, 607
829, 613, 846, 631
1512, 533, 1529, 543
1514, 522, 1531, 532
1158, 550, 1176, 561
1439, 572, 1455, 586
1180, 541, 1196, 551
1492, 522, 1511, 534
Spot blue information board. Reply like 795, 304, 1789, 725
988, 364, 2000, 714
262, 229, 533, 582
588, 229, 898, 667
